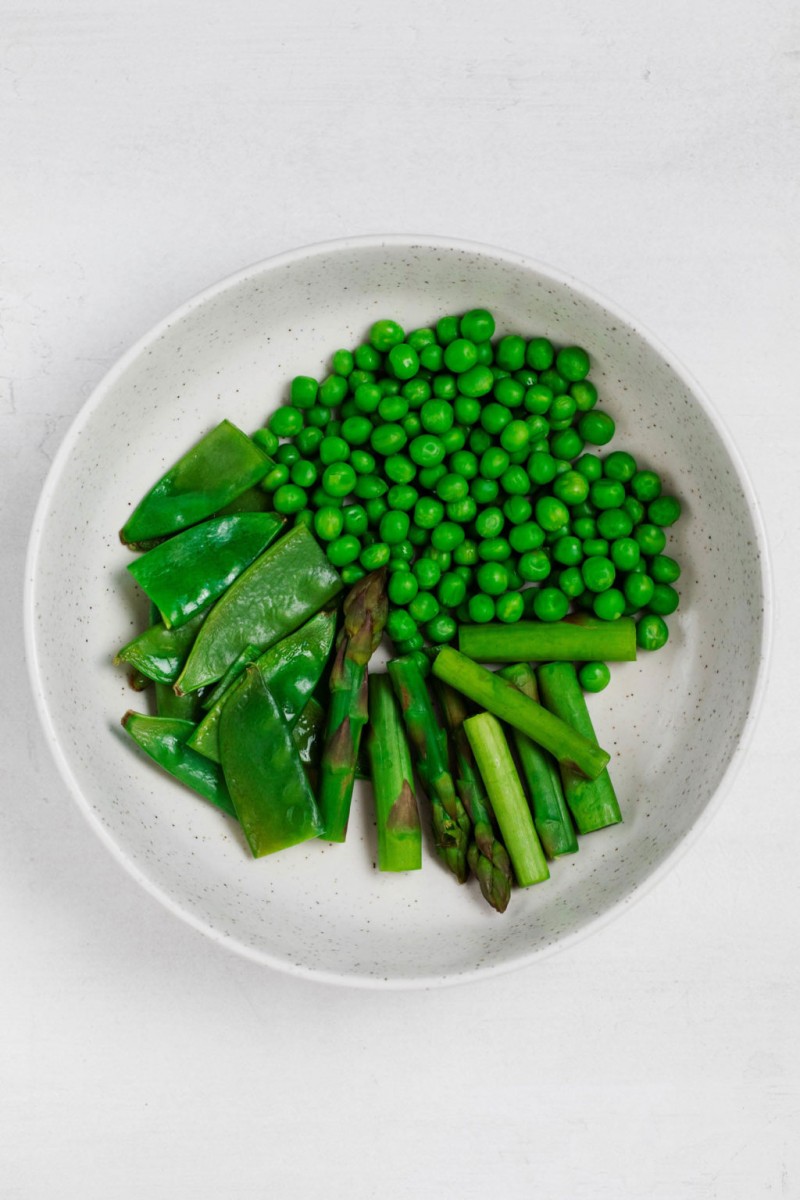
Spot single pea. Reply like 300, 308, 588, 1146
386, 343, 419, 381
650, 554, 681, 584
387, 483, 418, 511
433, 373, 458, 400
648, 496, 682, 527
402, 378, 431, 408
414, 496, 445, 529
535, 496, 570, 532
630, 469, 662, 502
322, 462, 357, 497
275, 443, 300, 468
602, 450, 636, 482
304, 403, 333, 429
252, 427, 279, 456
289, 376, 319, 409
468, 593, 495, 623
449, 449, 478, 479
353, 343, 382, 371
474, 341, 494, 365
431, 520, 465, 553
319, 375, 348, 408
500, 465, 531, 496
381, 454, 415, 486
378, 510, 410, 545
495, 591, 525, 623
409, 590, 439, 624
550, 428, 585, 461
503, 496, 533, 526
454, 538, 479, 566
514, 368, 537, 388
597, 508, 633, 539
469, 428, 492, 455
327, 534, 361, 567
524, 384, 553, 415
556, 346, 590, 382
443, 338, 478, 374
549, 394, 578, 426
402, 414, 422, 439
391, 538, 415, 564
573, 453, 602, 482
387, 608, 418, 643
457, 365, 495, 398
558, 565, 586, 598
493, 334, 525, 372
406, 327, 435, 351
552, 535, 583, 566
317, 435, 348, 466
409, 434, 446, 469
473, 507, 504, 539
480, 447, 511, 480
610, 537, 641, 571
476, 561, 509, 595
290, 459, 318, 490
478, 539, 511, 565
649, 582, 680, 616
419, 343, 444, 372
388, 570, 419, 607
528, 451, 558, 486
340, 564, 366, 586
425, 613, 458, 644
623, 572, 655, 608
623, 495, 646, 526
350, 449, 376, 476
421, 398, 455, 434
378, 394, 409, 423
518, 550, 551, 582
459, 308, 496, 342
552, 470, 591, 507
313, 506, 344, 542
369, 319, 405, 352
637, 613, 669, 651
571, 516, 596, 539
364, 498, 390, 529
634, 523, 667, 556
579, 662, 611, 692
339, 415, 372, 446
509, 522, 545, 553
505, 564, 523, 590
408, 523, 428, 547
440, 426, 466, 455
330, 349, 353, 378
424, 545, 452, 571
369, 424, 407, 457
435, 315, 460, 345
273, 483, 307, 515
437, 571, 467, 610
590, 478, 626, 510
268, 406, 304, 439
480, 403, 511, 438
593, 588, 625, 620
261, 462, 290, 493
571, 380, 598, 412
341, 504, 368, 535
357, 540, 389, 570
470, 476, 500, 505
526, 337, 555, 371
356, 477, 389, 505
582, 556, 616, 592
500, 420, 531, 454
533, 586, 569, 622
353, 383, 381, 414
579, 410, 616, 446
582, 537, 609, 558
347, 370, 375, 394
453, 395, 480, 427
379, 377, 400, 396
493, 376, 525, 409
295, 427, 324, 458
436, 473, 469, 503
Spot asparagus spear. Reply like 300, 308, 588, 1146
458, 617, 636, 663
435, 681, 512, 913
387, 654, 471, 884
432, 646, 610, 780
367, 674, 422, 872
464, 713, 550, 887
536, 662, 622, 834
498, 664, 578, 859
318, 569, 389, 842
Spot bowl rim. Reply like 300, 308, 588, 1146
23, 232, 774, 990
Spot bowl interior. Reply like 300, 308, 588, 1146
26, 238, 767, 985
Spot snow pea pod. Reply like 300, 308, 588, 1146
219, 666, 322, 857
201, 643, 263, 711
127, 512, 285, 629
176, 523, 342, 694
188, 609, 336, 762
120, 420, 273, 546
293, 697, 326, 769
155, 681, 205, 722
115, 605, 209, 685
121, 712, 236, 817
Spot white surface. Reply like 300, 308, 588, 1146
2, 1, 798, 1195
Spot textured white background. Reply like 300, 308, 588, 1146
3, 2, 799, 1196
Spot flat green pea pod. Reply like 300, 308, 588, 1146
154, 681, 205, 722
201, 643, 263, 711
121, 712, 236, 818
220, 666, 322, 857
293, 697, 326, 769
120, 420, 273, 546
127, 513, 285, 629
115, 605, 209, 685
176, 523, 342, 694
188, 609, 336, 762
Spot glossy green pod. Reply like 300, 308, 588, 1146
127, 513, 285, 629
120, 420, 273, 545
121, 712, 236, 817
175, 523, 342, 694
115, 606, 209, 685
219, 666, 322, 857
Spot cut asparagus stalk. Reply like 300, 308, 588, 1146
458, 617, 636, 664
367, 674, 422, 872
536, 662, 622, 834
498, 664, 578, 858
432, 646, 610, 780
463, 713, 549, 887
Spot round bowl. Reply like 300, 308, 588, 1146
24, 235, 770, 987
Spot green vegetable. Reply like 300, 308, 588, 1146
387, 654, 471, 883
318, 569, 389, 842
432, 646, 610, 780
464, 713, 549, 887
175, 524, 342, 694
122, 712, 236, 817
366, 673, 422, 872
219, 666, 322, 856
120, 420, 273, 545
436, 681, 512, 912
497, 664, 578, 859
127, 513, 284, 629
536, 662, 622, 834
188, 610, 336, 762
458, 617, 637, 663
115, 606, 209, 685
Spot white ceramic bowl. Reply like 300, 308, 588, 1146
25, 235, 770, 987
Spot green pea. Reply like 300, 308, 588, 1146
387, 343, 420, 380
312, 506, 344, 542
409, 434, 446, 468
287, 459, 316, 490
648, 496, 682, 527
571, 380, 598, 412
623, 572, 655, 608
401, 414, 422, 440
469, 428, 492, 455
319, 374, 348, 407
650, 554, 681, 584
579, 662, 611, 692
524, 384, 553, 415
558, 565, 586, 598
552, 535, 583, 566
409, 590, 439, 623
359, 541, 390, 570
460, 308, 496, 342
603, 450, 637, 482
420, 398, 455, 435
550, 470, 589, 507
525, 337, 554, 371
322, 462, 356, 497
630, 469, 661, 502
538, 367, 569, 395
518, 550, 551, 582
414, 496, 444, 529
289, 375, 319, 409
388, 570, 419, 606
476, 561, 509, 596
468, 593, 496, 623
579, 411, 616, 446
509, 522, 545, 553
637, 613, 669, 651
443, 338, 478, 374
418, 463, 447, 490
493, 334, 525, 372
492, 591, 523, 624
391, 538, 415, 564
475, 507, 505, 539
369, 319, 405, 352
503, 496, 533, 525
649, 582, 680, 615
597, 508, 633, 539
386, 483, 418, 511
406, 327, 435, 351
590, 479, 626, 510
635, 523, 667, 556
474, 341, 494, 365
433, 373, 457, 399
457, 365, 494, 398
493, 376, 525, 409
434, 473, 468, 504
583, 538, 610, 558
341, 504, 368, 535
454, 538, 479, 566
555, 346, 590, 382
330, 348, 353, 378
448, 452, 478, 482
340, 564, 365, 586
275, 443, 300, 467
327, 534, 361, 566
431, 522, 465, 552
387, 608, 418, 643
497, 420, 529, 455
623, 496, 646, 525
252, 427, 280, 456
437, 571, 467, 610
610, 536, 641, 571
272, 484, 307, 515
379, 510, 411, 545
478, 537, 511, 563
592, 588, 625, 620
319, 435, 349, 465
262, 463, 290, 493
479, 447, 510, 480
294, 427, 323, 458
378, 395, 409, 423
419, 343, 443, 372
353, 383, 381, 414
408, 523, 428, 547
268, 406, 304, 438
425, 613, 458, 644
470, 476, 499, 505
380, 454, 414, 485
305, 403, 333, 429
549, 394, 577, 425
535, 496, 569, 532
369, 424, 406, 457
549, 428, 585, 461
528, 451, 558, 486
533, 586, 569, 622
440, 426, 466, 455
571, 516, 596, 539
363, 495, 388, 524
454, 395, 480, 426
582, 556, 616, 592
500, 464, 530, 496
402, 378, 431, 408
480, 403, 511, 437
574, 452, 603, 482
348, 370, 376, 394
435, 315, 460, 345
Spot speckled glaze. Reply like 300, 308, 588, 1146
24, 235, 771, 988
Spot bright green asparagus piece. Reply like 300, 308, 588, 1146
318, 569, 389, 842
464, 712, 550, 887
432, 646, 610, 780
387, 654, 471, 884
498, 664, 578, 858
367, 674, 422, 872
536, 662, 622, 834
458, 618, 637, 663
436, 680, 512, 913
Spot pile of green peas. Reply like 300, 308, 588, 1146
253, 309, 681, 675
